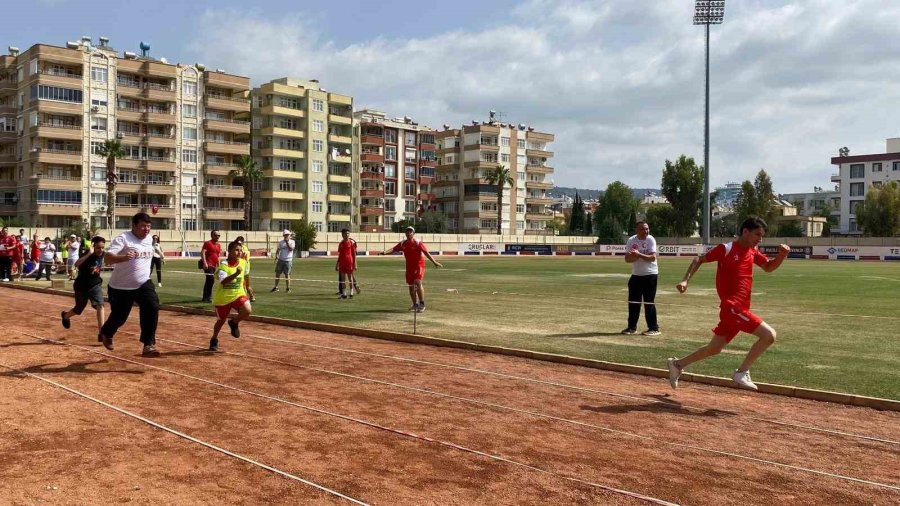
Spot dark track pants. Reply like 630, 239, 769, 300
101, 280, 159, 345
627, 274, 659, 331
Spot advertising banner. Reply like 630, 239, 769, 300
759, 245, 812, 259
505, 244, 553, 254
811, 246, 900, 260
555, 244, 600, 253
458, 243, 502, 254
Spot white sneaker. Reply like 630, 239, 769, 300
158, 283, 162, 287
1, 278, 8, 282
409, 304, 418, 312
732, 370, 758, 391
666, 358, 681, 389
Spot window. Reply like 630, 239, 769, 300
278, 180, 297, 192
405, 199, 417, 212
385, 146, 397, 161
894, 162, 900, 171
313, 221, 323, 232
312, 140, 323, 152
183, 82, 197, 96
517, 172, 526, 181
278, 118, 298, 129
501, 153, 510, 163
37, 190, 81, 204
849, 182, 865, 197
384, 129, 397, 143
405, 147, 417, 162
91, 141, 105, 155
405, 132, 416, 145
849, 164, 864, 178
312, 120, 324, 132
279, 159, 297, 171
516, 204, 525, 213
312, 181, 324, 193
312, 160, 323, 173
405, 165, 416, 179
385, 182, 396, 195
183, 127, 197, 140
850, 200, 864, 215
276, 220, 292, 231
90, 167, 105, 181
384, 199, 396, 212
312, 99, 324, 112
312, 201, 323, 212
182, 149, 197, 163
873, 162, 882, 172
182, 104, 197, 118
384, 164, 396, 178
182, 219, 197, 231
90, 193, 107, 205
278, 97, 300, 109
91, 66, 108, 82
501, 137, 510, 147
385, 216, 396, 228
517, 139, 526, 149
31, 85, 83, 103
405, 182, 416, 196
90, 91, 108, 107
90, 117, 107, 131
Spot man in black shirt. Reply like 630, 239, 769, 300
61, 236, 106, 332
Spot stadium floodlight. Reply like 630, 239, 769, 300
694, 0, 725, 246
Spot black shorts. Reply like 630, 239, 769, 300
72, 284, 104, 314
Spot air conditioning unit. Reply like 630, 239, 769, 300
116, 132, 124, 139
91, 106, 100, 112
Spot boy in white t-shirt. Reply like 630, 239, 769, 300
622, 221, 660, 336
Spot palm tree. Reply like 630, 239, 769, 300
97, 139, 125, 230
230, 154, 262, 231
484, 164, 514, 236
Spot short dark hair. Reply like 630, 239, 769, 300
235, 235, 245, 242
132, 212, 152, 225
636, 221, 648, 228
211, 229, 220, 235
227, 240, 243, 251
341, 228, 350, 234
91, 236, 106, 245
740, 216, 768, 234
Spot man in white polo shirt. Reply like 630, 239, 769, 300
270, 229, 295, 293
98, 212, 161, 357
622, 221, 660, 336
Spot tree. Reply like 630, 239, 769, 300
289, 219, 318, 252
660, 155, 704, 236
855, 181, 900, 236
484, 165, 514, 235
544, 217, 566, 235
777, 221, 803, 237
710, 213, 740, 237
812, 203, 837, 237
97, 139, 125, 229
567, 193, 586, 235
594, 181, 638, 243
734, 170, 777, 232
643, 204, 676, 238
584, 210, 593, 236
230, 154, 262, 231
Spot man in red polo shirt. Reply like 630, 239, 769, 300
667, 216, 790, 392
381, 226, 442, 312
200, 230, 222, 303
0, 226, 16, 282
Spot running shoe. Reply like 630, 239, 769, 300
285, 288, 292, 293
61, 311, 70, 329
732, 370, 758, 391
101, 334, 114, 350
208, 338, 219, 352
339, 294, 348, 299
228, 319, 240, 338
416, 303, 425, 313
158, 283, 162, 287
667, 358, 681, 389
621, 328, 636, 335
353, 285, 361, 295
641, 330, 661, 336
408, 304, 418, 312
141, 344, 160, 357
270, 287, 279, 292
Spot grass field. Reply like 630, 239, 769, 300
116, 256, 899, 400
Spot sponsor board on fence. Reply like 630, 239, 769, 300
555, 244, 600, 253
505, 244, 553, 254
811, 246, 900, 260
458, 243, 501, 254
657, 245, 706, 256
759, 245, 812, 259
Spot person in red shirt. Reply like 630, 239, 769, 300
667, 217, 790, 391
336, 228, 358, 299
381, 226, 442, 312
28, 233, 41, 276
0, 226, 16, 282
199, 230, 222, 303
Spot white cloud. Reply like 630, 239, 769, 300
189, 0, 900, 193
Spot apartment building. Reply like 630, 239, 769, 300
353, 109, 436, 232
433, 119, 554, 234
830, 137, 900, 234
0, 37, 251, 230
250, 78, 353, 233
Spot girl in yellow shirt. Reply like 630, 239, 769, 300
209, 241, 251, 352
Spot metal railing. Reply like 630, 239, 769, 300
36, 122, 81, 129
206, 95, 250, 104
205, 116, 250, 125
205, 139, 250, 145
39, 69, 82, 79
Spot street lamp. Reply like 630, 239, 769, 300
694, 0, 725, 245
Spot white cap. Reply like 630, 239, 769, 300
405, 226, 415, 233
69, 234, 76, 238
283, 229, 291, 235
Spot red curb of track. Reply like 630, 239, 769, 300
4, 281, 898, 412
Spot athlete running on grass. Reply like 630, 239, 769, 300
380, 226, 442, 312
209, 240, 251, 352
667, 216, 790, 391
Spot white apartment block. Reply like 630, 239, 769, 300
830, 137, 900, 234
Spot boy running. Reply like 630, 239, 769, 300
381, 226, 442, 312
234, 236, 255, 302
336, 228, 358, 299
667, 217, 789, 391
61, 236, 107, 332
209, 240, 251, 352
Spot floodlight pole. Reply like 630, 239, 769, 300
694, 0, 724, 246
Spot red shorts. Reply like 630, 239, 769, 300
405, 264, 425, 285
713, 305, 763, 342
215, 296, 249, 320
337, 261, 354, 275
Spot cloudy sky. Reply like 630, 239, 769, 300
11, 0, 900, 193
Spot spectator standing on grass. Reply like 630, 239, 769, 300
208, 240, 252, 352
61, 236, 107, 333
65, 234, 81, 280
271, 230, 294, 293
667, 216, 789, 392
98, 212, 161, 357
336, 228, 359, 299
150, 235, 164, 287
0, 226, 16, 281
36, 237, 56, 281
622, 221, 660, 336
28, 233, 41, 277
380, 226, 442, 313
234, 236, 255, 302
16, 229, 28, 281
200, 230, 222, 303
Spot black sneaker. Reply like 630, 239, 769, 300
141, 344, 160, 357
61, 311, 71, 329
270, 287, 279, 292
101, 334, 114, 350
209, 338, 219, 352
285, 288, 292, 293
228, 319, 240, 338
621, 328, 637, 335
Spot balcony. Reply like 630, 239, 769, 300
0, 80, 16, 93
258, 126, 304, 139
361, 153, 383, 163
35, 148, 82, 165
417, 192, 436, 201
262, 168, 304, 180
361, 135, 384, 146
332, 154, 351, 164
360, 171, 384, 181
204, 207, 245, 220
525, 213, 554, 221
259, 105, 305, 118
116, 204, 175, 218
525, 196, 554, 205
144, 110, 177, 125
32, 174, 82, 190
328, 213, 352, 222
258, 147, 305, 160
34, 202, 83, 216
831, 173, 841, 183
360, 188, 385, 198
526, 148, 554, 158
205, 95, 251, 113
145, 156, 177, 172
116, 81, 143, 98
142, 83, 177, 102
204, 72, 250, 91
204, 139, 250, 156
116, 106, 142, 122
36, 68, 83, 88
205, 184, 245, 199
327, 113, 351, 125
360, 206, 384, 216
0, 154, 17, 165
260, 190, 305, 200
328, 133, 352, 145
327, 172, 351, 184
33, 123, 83, 141
327, 193, 351, 203
205, 117, 251, 135
525, 180, 553, 190
205, 162, 239, 176
327, 94, 352, 106
525, 164, 554, 174
142, 181, 176, 195
35, 99, 82, 115
147, 132, 177, 148
117, 59, 177, 80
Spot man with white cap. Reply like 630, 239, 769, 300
65, 234, 81, 280
271, 229, 295, 293
381, 226, 442, 312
